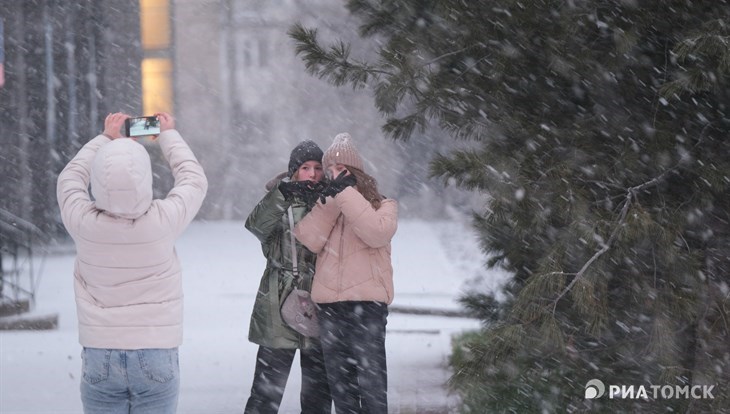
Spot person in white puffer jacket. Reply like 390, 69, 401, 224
56, 112, 207, 414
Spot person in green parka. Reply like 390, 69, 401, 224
243, 140, 332, 413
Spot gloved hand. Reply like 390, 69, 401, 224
299, 181, 326, 207
319, 171, 357, 204
279, 180, 325, 206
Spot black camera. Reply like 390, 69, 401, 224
124, 116, 161, 137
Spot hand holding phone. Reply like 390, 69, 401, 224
125, 116, 161, 138
103, 113, 129, 139
155, 112, 175, 132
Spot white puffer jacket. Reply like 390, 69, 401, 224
56, 130, 207, 349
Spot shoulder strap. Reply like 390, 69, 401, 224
287, 206, 300, 282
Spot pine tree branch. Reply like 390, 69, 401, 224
550, 171, 671, 315
420, 45, 477, 68
288, 23, 392, 89
456, 54, 492, 80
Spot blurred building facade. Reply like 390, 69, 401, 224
171, 0, 397, 219
0, 0, 143, 234
0, 0, 467, 236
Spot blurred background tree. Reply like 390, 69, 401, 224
290, 0, 730, 412
0, 0, 142, 235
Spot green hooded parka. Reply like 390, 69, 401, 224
244, 175, 318, 349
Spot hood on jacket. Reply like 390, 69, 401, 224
265, 171, 289, 191
90, 138, 153, 219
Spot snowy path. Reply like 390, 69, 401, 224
0, 219, 509, 413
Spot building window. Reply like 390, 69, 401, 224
141, 0, 170, 50
239, 38, 268, 68
140, 0, 172, 114
142, 58, 172, 115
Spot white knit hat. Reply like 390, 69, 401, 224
322, 133, 364, 171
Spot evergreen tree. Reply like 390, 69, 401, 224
290, 1, 729, 412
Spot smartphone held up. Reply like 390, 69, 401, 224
125, 116, 161, 138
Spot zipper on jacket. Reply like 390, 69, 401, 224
337, 214, 345, 297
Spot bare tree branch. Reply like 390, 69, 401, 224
550, 171, 671, 314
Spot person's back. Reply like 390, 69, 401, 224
57, 112, 207, 413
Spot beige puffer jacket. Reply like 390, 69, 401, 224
294, 186, 397, 304
57, 131, 207, 349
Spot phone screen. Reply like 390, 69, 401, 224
125, 116, 161, 137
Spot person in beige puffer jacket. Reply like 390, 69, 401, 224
57, 112, 207, 414
294, 132, 397, 414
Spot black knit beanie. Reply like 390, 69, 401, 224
288, 140, 324, 177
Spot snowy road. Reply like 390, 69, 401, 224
1, 219, 509, 413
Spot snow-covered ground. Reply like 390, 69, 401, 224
0, 219, 510, 413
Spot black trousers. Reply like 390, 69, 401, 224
244, 344, 331, 414
318, 301, 389, 414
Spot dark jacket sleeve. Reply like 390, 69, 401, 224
245, 183, 291, 245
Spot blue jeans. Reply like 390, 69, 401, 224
80, 347, 180, 414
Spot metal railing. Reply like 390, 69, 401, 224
0, 208, 47, 309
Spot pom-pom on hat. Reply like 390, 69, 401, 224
288, 140, 324, 177
322, 133, 364, 171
